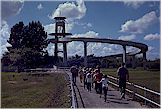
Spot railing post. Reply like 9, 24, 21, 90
144, 87, 147, 105
131, 83, 135, 100
117, 77, 119, 91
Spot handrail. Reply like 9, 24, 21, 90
108, 75, 160, 96
133, 84, 160, 96
107, 75, 160, 107
135, 93, 161, 107
24, 68, 56, 72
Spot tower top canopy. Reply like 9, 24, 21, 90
54, 17, 66, 20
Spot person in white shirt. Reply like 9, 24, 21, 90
79, 68, 84, 83
100, 75, 109, 102
86, 70, 93, 92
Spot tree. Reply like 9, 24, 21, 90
5, 21, 48, 70
22, 21, 48, 53
8, 22, 25, 49
8, 21, 48, 53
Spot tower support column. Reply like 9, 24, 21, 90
123, 45, 126, 64
132, 55, 136, 69
143, 52, 147, 70
63, 42, 67, 66
84, 41, 87, 67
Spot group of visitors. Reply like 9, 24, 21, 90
70, 63, 129, 102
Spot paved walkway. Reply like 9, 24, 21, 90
67, 71, 145, 108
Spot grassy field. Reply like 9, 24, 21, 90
101, 68, 160, 92
1, 72, 71, 108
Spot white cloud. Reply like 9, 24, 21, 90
46, 44, 54, 56
149, 2, 156, 8
123, 1, 145, 9
120, 11, 159, 34
118, 34, 136, 41
71, 31, 99, 38
88, 43, 122, 56
44, 24, 55, 34
0, 20, 11, 57
1, 0, 24, 20
87, 23, 92, 28
148, 46, 154, 52
37, 3, 43, 10
65, 22, 74, 33
0, 21, 10, 44
144, 33, 160, 40
126, 46, 140, 54
73, 22, 92, 29
49, 0, 86, 20
146, 46, 160, 60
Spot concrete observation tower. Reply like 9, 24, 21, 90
49, 17, 72, 66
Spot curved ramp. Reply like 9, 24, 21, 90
69, 37, 148, 53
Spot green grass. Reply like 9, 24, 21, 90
101, 68, 160, 92
1, 72, 70, 108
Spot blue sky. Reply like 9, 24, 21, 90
1, 0, 160, 60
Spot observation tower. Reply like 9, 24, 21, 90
49, 17, 72, 66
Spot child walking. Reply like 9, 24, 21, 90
100, 75, 109, 102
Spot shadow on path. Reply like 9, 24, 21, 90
107, 94, 116, 96
107, 99, 129, 104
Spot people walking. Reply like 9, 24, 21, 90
93, 69, 98, 92
100, 75, 109, 102
117, 63, 129, 99
79, 68, 84, 83
83, 68, 88, 89
94, 69, 103, 95
91, 68, 95, 88
96, 65, 101, 73
86, 69, 93, 92
70, 65, 78, 85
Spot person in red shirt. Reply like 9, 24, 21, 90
94, 69, 103, 96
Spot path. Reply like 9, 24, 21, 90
66, 71, 145, 108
